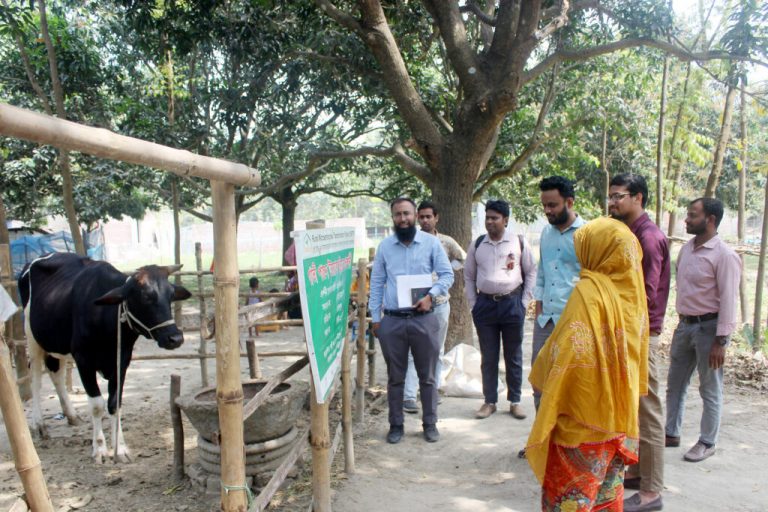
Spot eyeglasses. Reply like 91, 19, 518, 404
607, 192, 631, 202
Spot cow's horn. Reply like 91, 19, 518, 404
166, 264, 183, 274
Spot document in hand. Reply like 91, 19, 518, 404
396, 274, 433, 308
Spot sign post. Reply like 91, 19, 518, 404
293, 226, 355, 402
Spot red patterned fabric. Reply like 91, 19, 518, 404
541, 438, 633, 511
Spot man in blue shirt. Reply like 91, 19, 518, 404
370, 197, 454, 444
532, 176, 585, 409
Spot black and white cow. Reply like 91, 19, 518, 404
19, 253, 191, 463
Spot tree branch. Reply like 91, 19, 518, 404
522, 37, 767, 87
459, 1, 497, 26
474, 114, 587, 199
311, 143, 431, 182
422, 0, 484, 94
314, 0, 363, 33
535, 0, 570, 41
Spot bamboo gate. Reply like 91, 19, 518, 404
0, 102, 375, 512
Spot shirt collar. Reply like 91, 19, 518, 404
391, 229, 426, 247
629, 212, 652, 231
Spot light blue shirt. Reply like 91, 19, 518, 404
534, 215, 585, 327
369, 230, 454, 323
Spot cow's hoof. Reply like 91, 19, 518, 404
34, 424, 50, 440
92, 447, 108, 464
67, 415, 84, 427
114, 450, 132, 464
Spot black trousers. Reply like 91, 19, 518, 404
377, 312, 440, 427
472, 292, 525, 404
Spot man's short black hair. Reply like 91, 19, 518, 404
485, 199, 510, 218
249, 277, 259, 288
539, 176, 575, 199
691, 197, 725, 227
417, 200, 438, 216
610, 173, 649, 208
390, 197, 417, 210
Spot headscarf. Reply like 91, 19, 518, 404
526, 217, 649, 483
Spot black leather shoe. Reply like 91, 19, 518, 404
386, 425, 404, 444
423, 424, 440, 443
665, 435, 680, 447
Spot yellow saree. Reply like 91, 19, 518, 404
526, 217, 649, 484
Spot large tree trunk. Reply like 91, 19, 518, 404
655, 56, 669, 226
704, 83, 737, 198
432, 174, 475, 350
37, 0, 85, 255
738, 86, 749, 324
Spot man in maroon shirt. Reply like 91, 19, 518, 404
609, 174, 670, 512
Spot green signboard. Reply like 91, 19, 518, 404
293, 227, 355, 403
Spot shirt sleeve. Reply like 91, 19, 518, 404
464, 240, 478, 309
640, 233, 663, 318
368, 247, 387, 323
521, 237, 538, 307
716, 248, 743, 337
430, 239, 454, 297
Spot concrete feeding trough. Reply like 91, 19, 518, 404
176, 379, 309, 491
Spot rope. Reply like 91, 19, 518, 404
114, 303, 123, 462
221, 483, 254, 508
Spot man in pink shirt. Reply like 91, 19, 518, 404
666, 197, 741, 464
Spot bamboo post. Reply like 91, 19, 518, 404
367, 248, 376, 388
246, 339, 262, 379
341, 332, 355, 474
0, 323, 54, 512
354, 259, 367, 424
211, 181, 247, 511
195, 242, 209, 387
305, 220, 331, 512
0, 245, 30, 401
170, 374, 184, 482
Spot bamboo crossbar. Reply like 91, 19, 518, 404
177, 266, 297, 277
242, 355, 310, 422
0, 103, 260, 187
131, 350, 306, 361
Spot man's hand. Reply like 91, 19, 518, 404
535, 301, 543, 318
709, 340, 726, 369
414, 294, 433, 312
372, 322, 381, 338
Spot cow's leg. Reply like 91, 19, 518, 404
107, 375, 131, 463
48, 356, 82, 426
75, 361, 109, 464
24, 315, 48, 439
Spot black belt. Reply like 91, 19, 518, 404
383, 308, 433, 318
679, 312, 718, 324
478, 288, 521, 302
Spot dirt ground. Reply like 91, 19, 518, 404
1, 320, 766, 511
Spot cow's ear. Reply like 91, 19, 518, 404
172, 285, 192, 302
94, 286, 125, 305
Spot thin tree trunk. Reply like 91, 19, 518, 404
0, 194, 8, 246
601, 122, 609, 214
704, 83, 737, 198
738, 86, 749, 324
667, 143, 688, 237
172, 178, 182, 323
753, 176, 768, 350
280, 191, 297, 265
37, 0, 85, 255
655, 57, 669, 226
665, 63, 692, 183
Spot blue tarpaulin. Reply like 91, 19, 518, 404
10, 229, 104, 277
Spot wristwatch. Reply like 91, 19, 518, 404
716, 336, 728, 347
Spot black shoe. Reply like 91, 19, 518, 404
423, 424, 440, 443
386, 425, 404, 444
623, 476, 641, 490
517, 448, 527, 459
665, 435, 680, 447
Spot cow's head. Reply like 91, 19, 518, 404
94, 264, 192, 349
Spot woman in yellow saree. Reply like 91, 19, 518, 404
526, 217, 649, 511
